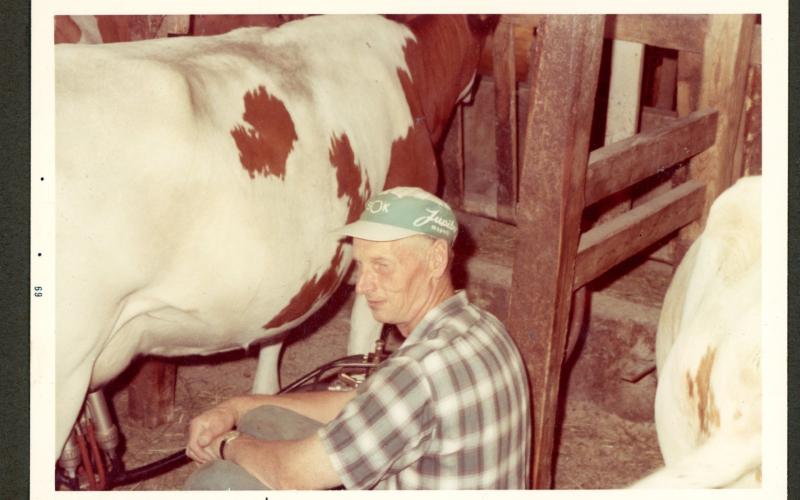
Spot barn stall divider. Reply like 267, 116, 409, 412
440, 14, 759, 488
54, 13, 761, 489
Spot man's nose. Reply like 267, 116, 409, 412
355, 270, 374, 294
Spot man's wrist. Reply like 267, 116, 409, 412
219, 430, 242, 460
217, 399, 243, 423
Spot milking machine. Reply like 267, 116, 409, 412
55, 331, 391, 490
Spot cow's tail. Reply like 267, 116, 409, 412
629, 431, 761, 489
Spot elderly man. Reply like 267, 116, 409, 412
184, 187, 531, 489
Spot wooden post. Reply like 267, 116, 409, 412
127, 357, 177, 428
653, 53, 678, 110
493, 20, 518, 223
605, 40, 644, 144
735, 22, 762, 178
441, 106, 465, 209
680, 14, 757, 241
506, 15, 604, 489
676, 50, 703, 118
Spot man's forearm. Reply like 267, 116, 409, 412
222, 389, 356, 424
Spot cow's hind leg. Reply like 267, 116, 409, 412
251, 343, 282, 395
250, 294, 381, 394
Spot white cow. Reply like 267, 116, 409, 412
55, 14, 495, 455
631, 175, 761, 488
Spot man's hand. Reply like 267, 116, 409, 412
185, 405, 238, 464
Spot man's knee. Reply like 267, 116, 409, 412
238, 405, 323, 440
183, 459, 269, 491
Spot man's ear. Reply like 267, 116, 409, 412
428, 239, 450, 278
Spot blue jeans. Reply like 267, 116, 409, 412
183, 405, 323, 490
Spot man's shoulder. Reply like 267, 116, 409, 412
446, 298, 509, 337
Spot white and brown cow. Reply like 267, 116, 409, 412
631, 175, 761, 488
55, 14, 495, 455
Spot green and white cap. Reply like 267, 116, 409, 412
334, 187, 458, 245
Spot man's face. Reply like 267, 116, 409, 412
352, 236, 434, 332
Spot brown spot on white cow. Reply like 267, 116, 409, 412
95, 16, 132, 42
693, 347, 721, 438
382, 67, 439, 193
262, 134, 371, 331
263, 243, 346, 330
382, 16, 483, 193
231, 86, 298, 180
329, 133, 371, 223
396, 16, 484, 144
384, 125, 438, 193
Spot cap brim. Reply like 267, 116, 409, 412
331, 220, 425, 242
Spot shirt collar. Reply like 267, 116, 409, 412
402, 290, 469, 347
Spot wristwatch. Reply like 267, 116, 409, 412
219, 430, 242, 460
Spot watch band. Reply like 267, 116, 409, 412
219, 430, 241, 460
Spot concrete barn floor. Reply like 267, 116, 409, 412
100, 211, 669, 491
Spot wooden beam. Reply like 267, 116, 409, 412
640, 106, 679, 131
506, 15, 604, 489
670, 49, 704, 264
127, 358, 177, 428
653, 54, 678, 110
676, 50, 703, 117
573, 180, 705, 289
682, 14, 757, 240
750, 23, 761, 66
605, 14, 708, 53
479, 15, 706, 81
738, 62, 762, 177
478, 16, 542, 81
493, 20, 518, 223
734, 22, 762, 178
441, 106, 465, 209
585, 108, 717, 206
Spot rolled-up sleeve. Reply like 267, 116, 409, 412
318, 355, 435, 489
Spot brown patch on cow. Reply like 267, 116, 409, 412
686, 372, 694, 398
263, 243, 346, 330
396, 16, 483, 144
95, 16, 132, 42
54, 16, 82, 44
231, 86, 298, 180
381, 66, 439, 193
693, 347, 721, 437
384, 124, 439, 193
755, 466, 762, 484
382, 16, 483, 193
262, 134, 370, 331
329, 133, 370, 223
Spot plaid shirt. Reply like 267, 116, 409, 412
318, 291, 531, 489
